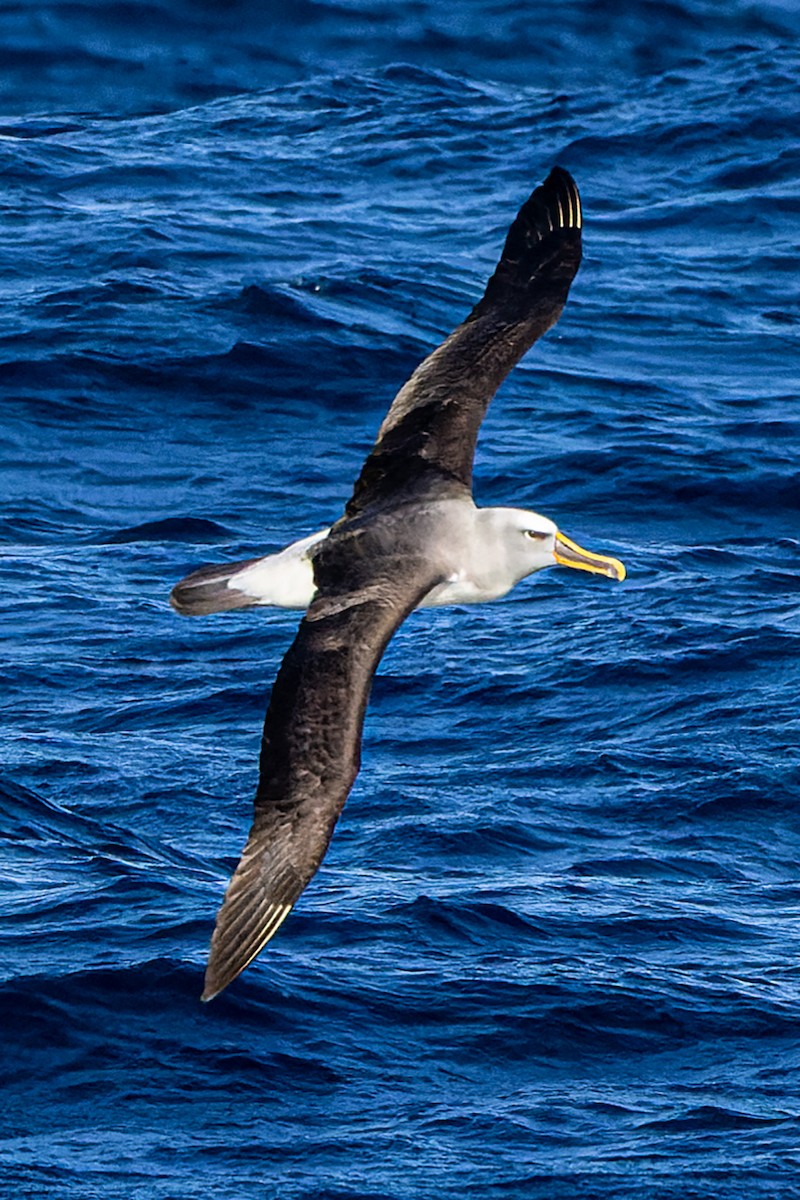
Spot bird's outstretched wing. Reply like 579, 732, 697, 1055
202, 531, 441, 1001
345, 166, 582, 518
201, 167, 584, 1000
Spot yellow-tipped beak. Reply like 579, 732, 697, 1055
554, 532, 626, 582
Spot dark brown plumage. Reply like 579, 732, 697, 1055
200, 167, 584, 1001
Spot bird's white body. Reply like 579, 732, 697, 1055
169, 166, 628, 1001
172, 504, 570, 616
227, 528, 329, 609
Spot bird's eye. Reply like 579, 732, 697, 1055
525, 529, 548, 541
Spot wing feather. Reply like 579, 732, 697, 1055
200, 166, 585, 1000
345, 166, 583, 516
202, 544, 440, 1001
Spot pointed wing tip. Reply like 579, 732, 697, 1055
200, 896, 296, 1001
200, 958, 237, 1003
199, 956, 250, 1004
535, 165, 582, 232
548, 164, 576, 188
200, 966, 240, 1003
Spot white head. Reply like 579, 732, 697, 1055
479, 507, 626, 592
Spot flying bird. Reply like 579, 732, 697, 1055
170, 167, 626, 1001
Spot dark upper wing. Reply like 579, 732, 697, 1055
345, 166, 583, 518
202, 529, 441, 1001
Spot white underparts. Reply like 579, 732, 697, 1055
226, 506, 559, 612
420, 572, 506, 607
228, 528, 329, 608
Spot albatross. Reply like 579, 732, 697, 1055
170, 167, 626, 1001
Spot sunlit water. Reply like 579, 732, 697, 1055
2, 3, 800, 1197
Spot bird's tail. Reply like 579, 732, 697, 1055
169, 558, 265, 615
170, 528, 329, 615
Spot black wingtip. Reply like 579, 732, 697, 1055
498, 164, 582, 276
473, 165, 582, 324
201, 831, 304, 1001
539, 166, 582, 231
512, 166, 582, 248
201, 895, 294, 1002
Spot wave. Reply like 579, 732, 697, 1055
3, 15, 800, 1196
99, 517, 231, 544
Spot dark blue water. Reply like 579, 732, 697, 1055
2, 3, 800, 1197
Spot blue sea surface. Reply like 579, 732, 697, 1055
2, 3, 800, 1197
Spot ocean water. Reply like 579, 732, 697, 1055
2, 3, 800, 1197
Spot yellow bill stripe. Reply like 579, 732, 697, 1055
554, 532, 626, 582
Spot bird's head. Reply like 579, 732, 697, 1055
492, 508, 626, 586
